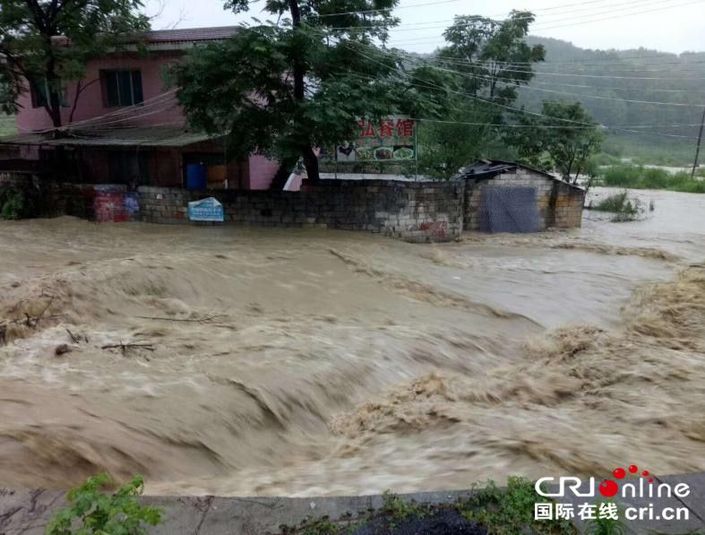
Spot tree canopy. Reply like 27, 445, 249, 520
413, 11, 545, 179
0, 0, 149, 126
439, 11, 545, 105
507, 101, 604, 182
174, 0, 442, 185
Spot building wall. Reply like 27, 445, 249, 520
34, 146, 269, 190
550, 179, 586, 228
1, 167, 580, 238
464, 168, 584, 231
247, 155, 281, 190
14, 50, 281, 190
16, 52, 185, 133
138, 180, 464, 242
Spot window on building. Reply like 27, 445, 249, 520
30, 78, 67, 108
101, 70, 144, 107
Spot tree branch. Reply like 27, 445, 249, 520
68, 77, 99, 124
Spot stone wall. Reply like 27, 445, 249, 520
43, 183, 107, 219
139, 180, 465, 242
464, 168, 585, 231
550, 179, 586, 228
2, 169, 581, 238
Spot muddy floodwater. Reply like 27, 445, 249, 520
1, 188, 705, 497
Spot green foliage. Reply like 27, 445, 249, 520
599, 164, 705, 193
0, 186, 38, 219
599, 135, 695, 167
381, 491, 424, 521
507, 101, 603, 181
0, 114, 16, 137
584, 505, 627, 535
45, 473, 162, 535
459, 476, 575, 534
440, 11, 545, 105
417, 104, 500, 179
279, 477, 576, 535
0, 0, 149, 125
416, 11, 543, 178
591, 191, 642, 222
0, 188, 24, 219
281, 516, 342, 535
174, 0, 436, 183
517, 37, 704, 167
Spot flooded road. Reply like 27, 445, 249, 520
0, 188, 704, 496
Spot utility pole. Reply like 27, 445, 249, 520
692, 105, 705, 178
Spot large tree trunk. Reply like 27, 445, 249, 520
43, 30, 62, 129
48, 93, 62, 128
287, 0, 320, 184
302, 146, 320, 184
269, 157, 299, 190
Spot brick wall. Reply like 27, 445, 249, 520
2, 169, 581, 238
139, 180, 465, 242
550, 180, 586, 228
464, 168, 584, 231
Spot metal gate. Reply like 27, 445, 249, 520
479, 186, 540, 233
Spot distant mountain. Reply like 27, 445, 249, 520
517, 37, 704, 162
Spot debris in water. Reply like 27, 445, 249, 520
54, 344, 72, 357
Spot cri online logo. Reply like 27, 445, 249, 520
599, 464, 653, 498
535, 464, 691, 499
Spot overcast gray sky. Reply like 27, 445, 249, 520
145, 0, 704, 54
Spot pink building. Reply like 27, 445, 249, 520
1, 27, 280, 190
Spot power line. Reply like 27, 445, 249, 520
423, 64, 705, 81
317, 0, 464, 18
70, 99, 180, 130
24, 90, 179, 135
410, 118, 702, 129
331, 0, 669, 32
344, 68, 702, 130
343, 45, 700, 139
528, 0, 696, 29
306, 24, 705, 81
398, 49, 705, 71
65, 90, 177, 127
522, 80, 705, 95
397, 54, 705, 107
389, 0, 705, 47
319, 0, 639, 21
390, 52, 700, 108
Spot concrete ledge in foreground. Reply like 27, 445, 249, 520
2, 473, 705, 534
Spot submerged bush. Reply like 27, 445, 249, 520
592, 191, 642, 222
0, 186, 38, 219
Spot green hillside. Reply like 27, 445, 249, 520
519, 37, 704, 166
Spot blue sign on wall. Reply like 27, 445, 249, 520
188, 197, 224, 222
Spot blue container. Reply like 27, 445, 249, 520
186, 163, 207, 190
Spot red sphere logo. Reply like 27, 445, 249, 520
599, 479, 619, 498
599, 464, 654, 498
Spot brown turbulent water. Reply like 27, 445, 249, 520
1, 188, 704, 497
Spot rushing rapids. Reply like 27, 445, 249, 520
0, 188, 704, 496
